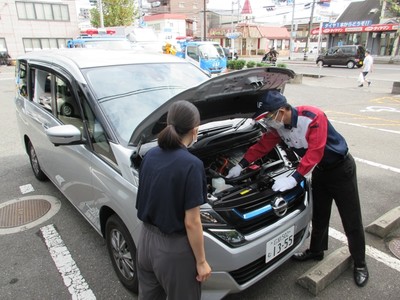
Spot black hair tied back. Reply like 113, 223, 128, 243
158, 101, 200, 150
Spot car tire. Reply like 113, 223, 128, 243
60, 103, 73, 117
105, 215, 139, 294
317, 60, 323, 67
28, 140, 47, 181
347, 61, 355, 69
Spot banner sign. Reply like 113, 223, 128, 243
311, 24, 399, 35
322, 20, 372, 28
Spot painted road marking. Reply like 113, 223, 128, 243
331, 120, 400, 134
19, 183, 34, 194
361, 106, 400, 113
354, 157, 400, 174
329, 227, 400, 273
40, 224, 96, 300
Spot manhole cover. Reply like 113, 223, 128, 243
0, 199, 51, 228
388, 238, 400, 259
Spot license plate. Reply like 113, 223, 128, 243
265, 226, 294, 263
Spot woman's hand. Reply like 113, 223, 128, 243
196, 260, 212, 282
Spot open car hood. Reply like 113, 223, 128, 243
129, 67, 295, 146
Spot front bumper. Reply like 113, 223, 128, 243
201, 191, 312, 298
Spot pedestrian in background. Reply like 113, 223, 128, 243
226, 90, 369, 287
136, 100, 211, 300
359, 50, 373, 87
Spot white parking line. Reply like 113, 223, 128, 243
331, 120, 400, 135
329, 227, 400, 273
19, 184, 34, 194
354, 157, 400, 174
40, 224, 96, 300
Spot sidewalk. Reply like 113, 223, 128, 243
240, 52, 400, 65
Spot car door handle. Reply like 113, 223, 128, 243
42, 123, 50, 130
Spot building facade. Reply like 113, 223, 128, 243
311, 0, 399, 56
0, 0, 80, 60
146, 0, 205, 38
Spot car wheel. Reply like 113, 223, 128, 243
60, 103, 73, 117
317, 60, 323, 67
105, 215, 138, 293
347, 61, 355, 69
28, 140, 47, 181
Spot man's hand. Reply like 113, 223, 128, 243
226, 164, 243, 178
272, 176, 297, 192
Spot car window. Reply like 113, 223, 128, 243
187, 45, 199, 61
79, 90, 117, 166
32, 69, 53, 113
29, 68, 84, 131
334, 48, 343, 54
327, 47, 337, 55
16, 61, 28, 97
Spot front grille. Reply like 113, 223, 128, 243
216, 184, 306, 235
229, 228, 306, 285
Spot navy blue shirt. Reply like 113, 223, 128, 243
136, 146, 207, 234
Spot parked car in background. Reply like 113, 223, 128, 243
14, 49, 312, 298
316, 45, 366, 68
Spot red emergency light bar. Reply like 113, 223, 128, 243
80, 29, 116, 36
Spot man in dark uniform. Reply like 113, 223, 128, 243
226, 90, 369, 287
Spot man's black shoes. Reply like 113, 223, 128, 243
358, 84, 363, 87
354, 265, 369, 287
291, 249, 324, 261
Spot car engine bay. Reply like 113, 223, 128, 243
189, 122, 301, 207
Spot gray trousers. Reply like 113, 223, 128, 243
137, 223, 201, 300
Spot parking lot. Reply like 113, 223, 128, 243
1, 62, 400, 300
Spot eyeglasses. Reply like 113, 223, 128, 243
264, 110, 279, 120
254, 110, 278, 121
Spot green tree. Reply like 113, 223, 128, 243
90, 0, 137, 28
382, 0, 400, 59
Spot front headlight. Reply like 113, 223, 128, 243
200, 209, 247, 246
200, 211, 221, 224
208, 228, 246, 246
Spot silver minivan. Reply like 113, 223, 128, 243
14, 49, 312, 298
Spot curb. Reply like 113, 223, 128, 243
296, 246, 351, 296
365, 206, 400, 238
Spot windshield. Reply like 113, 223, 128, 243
199, 44, 223, 59
83, 63, 209, 144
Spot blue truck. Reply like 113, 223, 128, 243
176, 40, 227, 75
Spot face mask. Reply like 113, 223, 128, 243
265, 111, 284, 129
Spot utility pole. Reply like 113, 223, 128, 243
203, 0, 207, 41
98, 0, 104, 28
289, 0, 295, 60
304, 0, 316, 61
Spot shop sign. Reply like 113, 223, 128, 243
322, 20, 372, 28
311, 23, 399, 35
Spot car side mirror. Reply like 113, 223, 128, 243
46, 124, 83, 146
